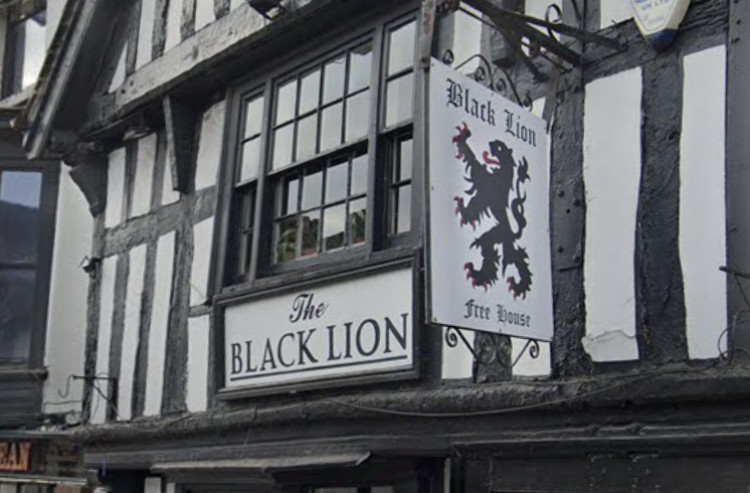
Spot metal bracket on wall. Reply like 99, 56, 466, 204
445, 326, 540, 368
438, 0, 621, 81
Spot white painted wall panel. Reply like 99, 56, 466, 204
442, 328, 474, 380
109, 47, 127, 93
681, 46, 728, 360
144, 477, 162, 493
46, 0, 66, 49
195, 100, 227, 190
164, 0, 183, 52
162, 139, 180, 205
452, 7, 482, 74
118, 245, 147, 421
186, 315, 210, 412
512, 340, 551, 376
195, 0, 215, 31
600, 2, 633, 29
136, 0, 156, 69
92, 256, 118, 424
230, 0, 245, 11
105, 147, 126, 228
144, 232, 176, 416
582, 68, 642, 362
43, 168, 92, 416
131, 133, 157, 218
190, 217, 215, 305
525, 0, 561, 28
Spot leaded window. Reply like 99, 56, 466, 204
224, 10, 418, 285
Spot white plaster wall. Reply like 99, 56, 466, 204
118, 245, 147, 421
0, 484, 15, 493
162, 163, 180, 205
105, 147, 126, 228
144, 232, 176, 416
42, 168, 92, 417
600, 2, 633, 29
109, 47, 127, 93
167, 483, 176, 493
92, 256, 118, 424
195, 100, 227, 190
681, 46, 728, 360
136, 0, 156, 69
441, 327, 474, 380
164, 0, 183, 52
46, 0, 67, 49
230, 0, 246, 11
512, 340, 551, 376
451, 7, 482, 75
582, 68, 642, 363
195, 0, 216, 31
525, 0, 562, 29
131, 133, 157, 218
190, 217, 215, 305
144, 477, 162, 493
186, 315, 210, 412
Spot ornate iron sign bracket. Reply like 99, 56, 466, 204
445, 326, 541, 369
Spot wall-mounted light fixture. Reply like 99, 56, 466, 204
245, 0, 286, 20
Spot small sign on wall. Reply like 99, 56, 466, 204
630, 0, 691, 51
0, 442, 32, 472
427, 59, 553, 342
223, 267, 414, 393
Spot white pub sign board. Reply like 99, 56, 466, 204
224, 268, 414, 392
427, 59, 553, 342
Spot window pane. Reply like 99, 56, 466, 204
394, 185, 412, 234
301, 169, 323, 210
20, 12, 46, 90
345, 90, 370, 143
323, 204, 346, 251
398, 136, 413, 181
349, 198, 367, 245
272, 123, 294, 170
320, 102, 343, 152
388, 21, 416, 76
296, 114, 318, 162
238, 137, 261, 182
236, 189, 255, 275
323, 56, 346, 104
275, 79, 298, 125
299, 69, 321, 115
348, 44, 372, 93
301, 211, 320, 257
325, 159, 347, 204
385, 73, 414, 127
244, 95, 265, 138
275, 218, 298, 263
0, 171, 41, 264
280, 175, 299, 215
1, 171, 42, 207
0, 269, 36, 361
351, 153, 368, 196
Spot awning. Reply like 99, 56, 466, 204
152, 451, 370, 474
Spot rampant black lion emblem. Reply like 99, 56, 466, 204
452, 121, 532, 299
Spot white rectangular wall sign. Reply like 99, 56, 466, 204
224, 267, 414, 392
427, 59, 554, 342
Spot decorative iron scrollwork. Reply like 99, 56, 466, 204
445, 326, 541, 369
442, 49, 532, 109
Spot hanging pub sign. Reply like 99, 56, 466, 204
223, 267, 414, 393
426, 59, 553, 342
630, 0, 691, 51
